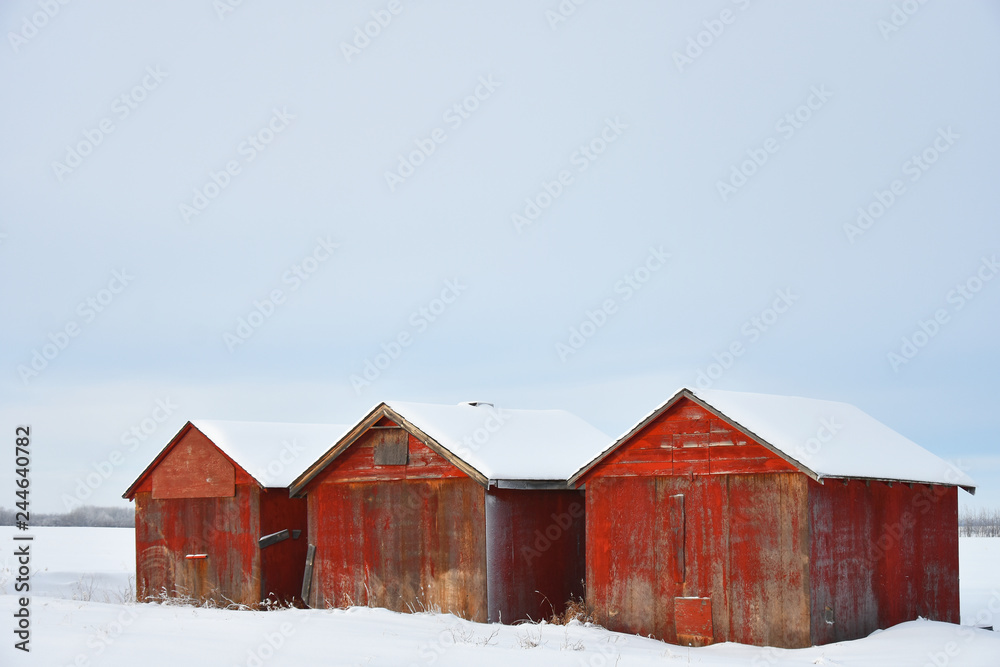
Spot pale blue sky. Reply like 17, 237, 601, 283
1, 1, 998, 512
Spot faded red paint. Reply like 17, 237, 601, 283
486, 488, 586, 623
585, 472, 811, 646
808, 478, 959, 644
300, 420, 587, 624
259, 487, 310, 603
307, 476, 488, 618
132, 482, 259, 605
151, 435, 235, 499
675, 597, 713, 646
127, 424, 309, 606
577, 396, 961, 648
304, 428, 487, 618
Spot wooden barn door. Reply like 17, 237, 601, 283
666, 489, 714, 646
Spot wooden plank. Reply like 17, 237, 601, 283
587, 476, 658, 635
668, 494, 685, 583
672, 441, 709, 476
258, 529, 290, 549
258, 488, 310, 604
301, 543, 316, 604
675, 597, 713, 646
727, 473, 810, 647
373, 429, 408, 465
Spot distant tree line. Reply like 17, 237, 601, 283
0, 505, 134, 528
959, 506, 1000, 537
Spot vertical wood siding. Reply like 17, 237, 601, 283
583, 397, 812, 647
581, 396, 959, 647
134, 482, 260, 605
305, 430, 487, 620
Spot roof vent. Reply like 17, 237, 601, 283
461, 401, 494, 408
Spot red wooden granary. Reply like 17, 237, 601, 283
569, 388, 976, 648
289, 401, 610, 623
123, 420, 346, 606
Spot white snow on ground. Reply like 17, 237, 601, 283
959, 537, 1000, 631
0, 527, 134, 602
1, 528, 998, 665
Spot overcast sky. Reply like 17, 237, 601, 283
1, 1, 998, 513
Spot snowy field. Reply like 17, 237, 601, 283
1, 528, 998, 666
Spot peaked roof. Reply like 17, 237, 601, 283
123, 420, 350, 498
569, 388, 976, 493
290, 401, 612, 495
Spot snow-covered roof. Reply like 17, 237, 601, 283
570, 388, 976, 492
291, 401, 613, 492
384, 401, 612, 480
190, 420, 350, 487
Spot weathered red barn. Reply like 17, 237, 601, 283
569, 388, 975, 648
123, 420, 347, 606
290, 401, 610, 622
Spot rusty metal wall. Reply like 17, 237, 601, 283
134, 483, 260, 606
308, 477, 487, 619
485, 488, 586, 623
808, 479, 960, 644
586, 473, 811, 647
581, 397, 813, 647
303, 429, 487, 618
